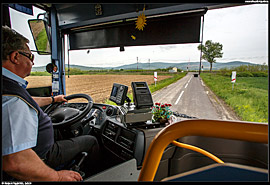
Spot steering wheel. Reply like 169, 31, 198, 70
44, 94, 93, 128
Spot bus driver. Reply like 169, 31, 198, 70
2, 26, 99, 181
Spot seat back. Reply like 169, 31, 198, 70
138, 119, 268, 181
163, 163, 268, 181
169, 136, 268, 176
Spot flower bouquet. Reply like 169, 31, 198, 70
151, 103, 173, 124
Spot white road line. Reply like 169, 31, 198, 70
175, 90, 184, 105
188, 76, 192, 83
201, 79, 205, 86
184, 76, 192, 88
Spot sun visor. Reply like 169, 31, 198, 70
69, 11, 206, 50
8, 4, 33, 15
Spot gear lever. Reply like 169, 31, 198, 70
71, 152, 88, 178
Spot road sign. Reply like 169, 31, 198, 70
231, 71, 236, 83
154, 72, 157, 86
231, 71, 236, 90
154, 72, 157, 81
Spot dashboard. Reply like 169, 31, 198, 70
102, 117, 145, 166
57, 102, 146, 166
61, 102, 117, 128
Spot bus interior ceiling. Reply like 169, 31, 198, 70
4, 3, 245, 50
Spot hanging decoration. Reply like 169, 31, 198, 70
95, 4, 102, 15
131, 35, 136, 40
135, 5, 147, 31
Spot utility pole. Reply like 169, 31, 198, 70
148, 59, 150, 71
187, 58, 190, 72
199, 15, 205, 75
137, 57, 138, 72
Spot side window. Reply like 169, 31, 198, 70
9, 6, 52, 95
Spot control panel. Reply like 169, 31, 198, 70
131, 82, 153, 109
102, 119, 145, 166
109, 83, 128, 105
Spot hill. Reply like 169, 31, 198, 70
65, 64, 104, 71
112, 61, 258, 70
31, 64, 104, 72
32, 61, 261, 72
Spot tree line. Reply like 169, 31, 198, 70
218, 64, 268, 77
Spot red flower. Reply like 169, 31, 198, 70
155, 102, 160, 106
161, 104, 165, 108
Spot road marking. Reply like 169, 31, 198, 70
175, 90, 184, 105
188, 76, 192, 83
201, 80, 205, 86
185, 76, 192, 88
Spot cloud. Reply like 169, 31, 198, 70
159, 45, 177, 51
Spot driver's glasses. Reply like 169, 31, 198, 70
18, 51, 35, 62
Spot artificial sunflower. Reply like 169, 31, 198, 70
135, 11, 147, 31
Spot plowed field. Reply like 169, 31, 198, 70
25, 75, 171, 103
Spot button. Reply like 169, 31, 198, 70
102, 106, 106, 109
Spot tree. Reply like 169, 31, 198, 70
198, 40, 223, 72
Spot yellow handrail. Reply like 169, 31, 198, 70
138, 119, 268, 181
171, 140, 224, 164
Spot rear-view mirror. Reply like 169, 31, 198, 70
46, 63, 58, 73
28, 19, 51, 55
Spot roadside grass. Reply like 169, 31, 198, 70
148, 72, 187, 93
104, 72, 187, 105
36, 29, 48, 51
200, 73, 268, 123
31, 71, 51, 76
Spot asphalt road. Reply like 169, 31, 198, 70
152, 72, 221, 120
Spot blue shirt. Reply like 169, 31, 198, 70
2, 67, 38, 156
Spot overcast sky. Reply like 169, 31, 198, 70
9, 4, 268, 67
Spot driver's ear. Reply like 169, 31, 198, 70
9, 51, 20, 65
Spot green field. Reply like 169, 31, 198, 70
200, 73, 268, 123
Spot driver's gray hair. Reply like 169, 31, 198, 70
2, 25, 29, 61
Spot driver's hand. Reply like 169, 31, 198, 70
56, 170, 83, 181
54, 95, 68, 103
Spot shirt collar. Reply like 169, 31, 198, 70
2, 67, 28, 89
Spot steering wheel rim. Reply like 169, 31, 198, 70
44, 93, 93, 128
